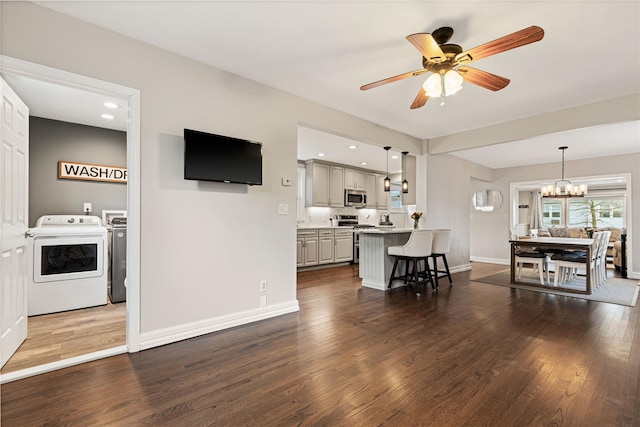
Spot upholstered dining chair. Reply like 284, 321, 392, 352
430, 229, 452, 289
388, 229, 435, 296
515, 250, 549, 286
510, 233, 549, 285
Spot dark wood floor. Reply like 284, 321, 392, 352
2, 263, 639, 426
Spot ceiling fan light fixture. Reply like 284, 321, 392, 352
422, 70, 463, 99
422, 73, 442, 97
444, 69, 463, 95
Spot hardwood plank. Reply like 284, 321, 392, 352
2, 263, 640, 426
1, 302, 126, 373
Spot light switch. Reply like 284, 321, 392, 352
281, 178, 292, 186
278, 203, 289, 215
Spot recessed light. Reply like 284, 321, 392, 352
360, 161, 368, 165
101, 113, 115, 120
391, 155, 399, 159
104, 101, 120, 109
348, 145, 358, 150
318, 152, 325, 157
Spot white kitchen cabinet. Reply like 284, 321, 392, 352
365, 172, 388, 209
305, 161, 344, 208
297, 229, 319, 267
344, 168, 365, 190
367, 173, 389, 209
334, 229, 353, 263
318, 229, 335, 264
376, 174, 388, 209
329, 166, 345, 207
365, 172, 377, 208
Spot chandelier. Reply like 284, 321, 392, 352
541, 146, 587, 198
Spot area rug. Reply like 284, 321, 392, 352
473, 269, 640, 307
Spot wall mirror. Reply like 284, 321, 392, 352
472, 190, 503, 212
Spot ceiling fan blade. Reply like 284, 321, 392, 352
455, 26, 544, 64
360, 69, 429, 91
457, 66, 510, 91
410, 89, 429, 109
406, 33, 447, 63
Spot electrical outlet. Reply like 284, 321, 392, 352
260, 280, 267, 292
260, 295, 267, 307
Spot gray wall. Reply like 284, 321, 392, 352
29, 116, 127, 226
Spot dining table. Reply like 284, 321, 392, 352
509, 237, 595, 294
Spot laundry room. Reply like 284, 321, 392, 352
1, 110, 128, 374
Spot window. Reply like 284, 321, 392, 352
390, 184, 402, 209
542, 199, 563, 227
568, 197, 624, 228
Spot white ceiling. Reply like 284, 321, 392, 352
9, 1, 640, 169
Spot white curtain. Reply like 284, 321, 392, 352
530, 191, 543, 229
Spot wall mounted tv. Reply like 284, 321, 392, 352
184, 128, 263, 185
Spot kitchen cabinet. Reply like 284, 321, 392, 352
297, 229, 319, 267
334, 229, 354, 263
366, 172, 388, 209
344, 168, 365, 190
376, 174, 388, 209
318, 229, 335, 264
305, 161, 344, 208
365, 172, 377, 207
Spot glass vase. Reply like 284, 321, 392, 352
413, 219, 419, 229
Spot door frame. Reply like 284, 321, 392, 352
0, 55, 141, 382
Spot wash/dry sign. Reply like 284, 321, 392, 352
58, 161, 127, 184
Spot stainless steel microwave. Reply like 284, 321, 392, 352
345, 189, 367, 208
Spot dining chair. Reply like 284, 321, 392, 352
551, 231, 603, 289
388, 229, 435, 296
515, 250, 549, 286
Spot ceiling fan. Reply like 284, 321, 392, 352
360, 25, 544, 109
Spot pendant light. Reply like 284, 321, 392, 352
541, 146, 587, 198
401, 151, 409, 193
383, 146, 391, 192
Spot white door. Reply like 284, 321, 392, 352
0, 77, 29, 368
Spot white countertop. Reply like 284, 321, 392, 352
358, 228, 413, 234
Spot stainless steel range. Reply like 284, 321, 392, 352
337, 215, 375, 264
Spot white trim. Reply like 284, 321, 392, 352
470, 257, 510, 265
0, 346, 128, 384
139, 300, 300, 351
449, 263, 472, 273
0, 56, 142, 357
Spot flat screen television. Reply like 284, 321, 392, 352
184, 128, 263, 185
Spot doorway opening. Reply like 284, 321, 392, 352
0, 56, 140, 382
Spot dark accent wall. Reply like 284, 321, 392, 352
29, 117, 127, 227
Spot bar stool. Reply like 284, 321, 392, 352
388, 229, 435, 295
430, 229, 453, 289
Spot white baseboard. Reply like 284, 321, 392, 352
627, 271, 640, 280
139, 300, 300, 351
449, 263, 472, 273
470, 257, 510, 265
1, 345, 128, 384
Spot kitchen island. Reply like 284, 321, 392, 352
358, 228, 413, 290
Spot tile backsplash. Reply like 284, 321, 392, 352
300, 206, 410, 228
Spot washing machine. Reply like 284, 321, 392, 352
27, 215, 108, 316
